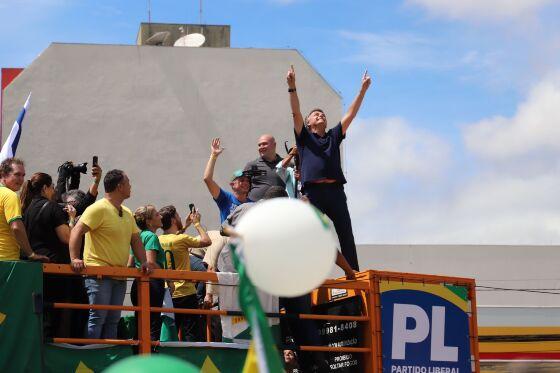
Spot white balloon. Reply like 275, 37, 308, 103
236, 198, 337, 297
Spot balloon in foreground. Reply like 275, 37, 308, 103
236, 198, 337, 297
104, 354, 198, 373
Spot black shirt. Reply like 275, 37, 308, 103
244, 154, 285, 201
295, 122, 346, 186
23, 197, 69, 263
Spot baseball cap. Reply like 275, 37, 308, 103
231, 169, 245, 182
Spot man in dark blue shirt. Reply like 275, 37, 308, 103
286, 65, 371, 270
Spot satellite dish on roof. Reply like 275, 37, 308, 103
145, 31, 172, 46
174, 33, 206, 47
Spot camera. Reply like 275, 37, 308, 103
58, 161, 88, 175
242, 165, 266, 178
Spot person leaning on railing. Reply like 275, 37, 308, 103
0, 158, 49, 263
127, 205, 167, 344
69, 169, 157, 339
159, 205, 212, 342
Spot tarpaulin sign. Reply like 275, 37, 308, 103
380, 281, 472, 373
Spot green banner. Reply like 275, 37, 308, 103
0, 261, 43, 373
45, 344, 133, 373
45, 344, 249, 372
159, 346, 248, 372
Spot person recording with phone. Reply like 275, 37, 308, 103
56, 156, 103, 217
159, 205, 212, 341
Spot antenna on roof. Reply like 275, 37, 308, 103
147, 0, 151, 23
199, 0, 203, 25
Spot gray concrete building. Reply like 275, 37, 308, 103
1, 42, 340, 227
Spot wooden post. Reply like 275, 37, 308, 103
138, 276, 152, 354
368, 271, 381, 373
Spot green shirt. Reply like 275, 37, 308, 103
131, 230, 166, 269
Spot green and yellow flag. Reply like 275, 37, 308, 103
230, 242, 284, 373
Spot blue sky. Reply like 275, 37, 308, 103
2, 0, 560, 244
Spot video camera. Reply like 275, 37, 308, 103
242, 165, 267, 178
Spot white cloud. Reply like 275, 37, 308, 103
345, 117, 451, 231
339, 30, 450, 70
347, 103, 560, 244
338, 30, 512, 79
464, 74, 560, 161
345, 117, 450, 183
406, 0, 555, 22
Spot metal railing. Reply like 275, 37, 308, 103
42, 264, 379, 370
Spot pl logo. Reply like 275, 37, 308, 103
392, 304, 458, 362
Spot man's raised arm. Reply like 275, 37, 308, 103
287, 65, 304, 136
341, 70, 372, 135
203, 138, 224, 199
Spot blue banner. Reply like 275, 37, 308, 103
380, 282, 472, 373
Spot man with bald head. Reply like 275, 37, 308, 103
243, 134, 285, 201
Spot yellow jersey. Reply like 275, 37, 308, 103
80, 198, 139, 267
0, 186, 22, 261
160, 233, 200, 298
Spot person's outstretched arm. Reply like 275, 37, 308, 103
190, 210, 212, 247
341, 70, 372, 135
336, 251, 356, 280
88, 165, 103, 198
287, 65, 305, 136
280, 147, 297, 169
75, 165, 103, 216
203, 138, 224, 199
55, 162, 70, 202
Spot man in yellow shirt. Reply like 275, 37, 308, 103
0, 158, 48, 262
69, 169, 156, 339
159, 205, 211, 341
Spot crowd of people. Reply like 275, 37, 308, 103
0, 66, 371, 371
